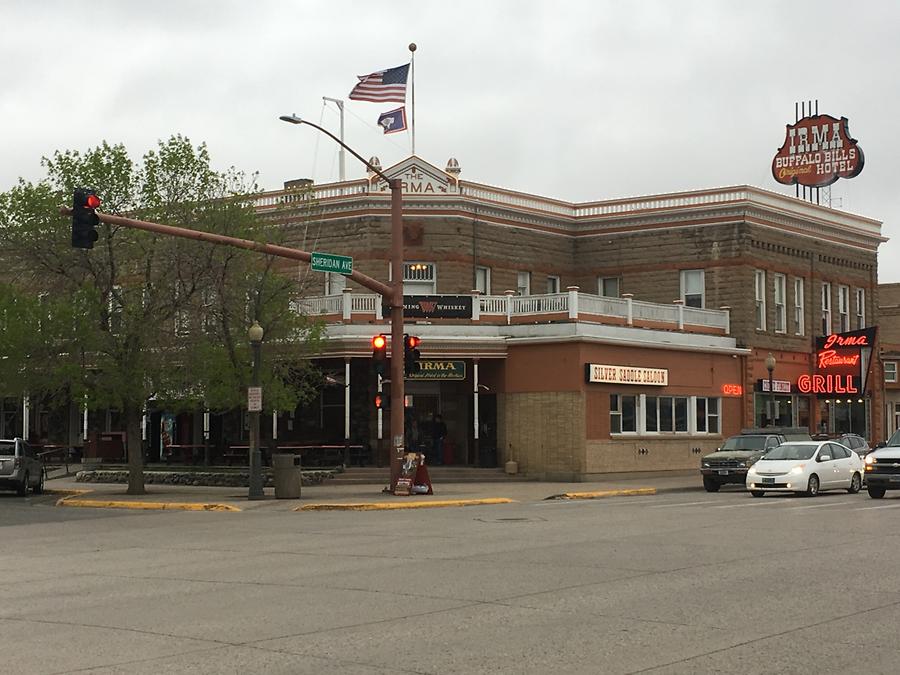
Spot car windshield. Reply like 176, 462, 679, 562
0, 442, 16, 457
887, 430, 900, 447
720, 436, 768, 451
762, 444, 817, 461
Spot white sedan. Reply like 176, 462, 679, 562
746, 440, 863, 497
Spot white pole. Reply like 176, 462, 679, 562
82, 399, 88, 441
322, 97, 346, 181
408, 43, 416, 155
473, 361, 480, 441
22, 395, 30, 441
344, 359, 351, 442
272, 411, 278, 440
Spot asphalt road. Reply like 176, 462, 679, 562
3, 487, 900, 674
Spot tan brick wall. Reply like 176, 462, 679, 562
586, 438, 720, 474
501, 391, 585, 479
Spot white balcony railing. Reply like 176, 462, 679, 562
293, 290, 731, 333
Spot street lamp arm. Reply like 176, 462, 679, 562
278, 115, 394, 185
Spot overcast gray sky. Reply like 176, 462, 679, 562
3, 1, 898, 281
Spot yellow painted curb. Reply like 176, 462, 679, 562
544, 487, 657, 501
56, 496, 241, 512
295, 497, 515, 511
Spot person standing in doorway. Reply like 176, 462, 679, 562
431, 413, 447, 465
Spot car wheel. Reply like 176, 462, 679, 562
805, 474, 820, 497
17, 472, 29, 496
33, 469, 44, 495
750, 490, 765, 498
847, 473, 861, 494
868, 486, 886, 499
703, 477, 721, 492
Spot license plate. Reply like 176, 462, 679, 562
718, 470, 729, 475
762, 477, 775, 484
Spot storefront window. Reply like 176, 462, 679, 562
696, 397, 719, 433
755, 393, 793, 427
818, 399, 869, 439
610, 395, 636, 433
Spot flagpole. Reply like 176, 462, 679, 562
409, 42, 416, 156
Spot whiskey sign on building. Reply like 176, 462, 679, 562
772, 114, 864, 188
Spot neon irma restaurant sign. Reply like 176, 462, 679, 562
772, 114, 864, 188
800, 327, 876, 396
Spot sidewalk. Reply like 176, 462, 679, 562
46, 471, 703, 512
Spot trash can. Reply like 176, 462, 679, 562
272, 453, 301, 499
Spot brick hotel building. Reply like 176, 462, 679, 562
243, 155, 885, 479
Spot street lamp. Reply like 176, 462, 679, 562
279, 114, 407, 490
248, 320, 265, 500
765, 352, 776, 428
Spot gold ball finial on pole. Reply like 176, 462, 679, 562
409, 43, 417, 52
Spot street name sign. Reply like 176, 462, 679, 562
311, 251, 353, 275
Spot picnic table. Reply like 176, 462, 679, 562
225, 444, 368, 467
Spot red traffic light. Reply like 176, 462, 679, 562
372, 334, 387, 349
406, 335, 420, 348
374, 393, 384, 409
85, 194, 101, 209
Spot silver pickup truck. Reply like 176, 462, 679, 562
0, 438, 44, 496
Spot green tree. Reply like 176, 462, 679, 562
0, 136, 323, 494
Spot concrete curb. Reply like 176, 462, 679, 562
544, 487, 657, 500
54, 492, 242, 512
294, 498, 515, 511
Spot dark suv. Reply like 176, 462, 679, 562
699, 428, 812, 492
701, 433, 783, 492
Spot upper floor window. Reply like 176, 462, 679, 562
598, 277, 620, 298
475, 266, 491, 295
774, 274, 786, 334
402, 262, 436, 294
821, 282, 831, 335
793, 278, 805, 336
755, 270, 766, 331
856, 288, 866, 329
546, 275, 561, 294
886, 362, 898, 383
517, 271, 531, 296
837, 285, 850, 333
680, 269, 704, 308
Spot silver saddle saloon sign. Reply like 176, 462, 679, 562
772, 113, 864, 188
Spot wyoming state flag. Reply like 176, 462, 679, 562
377, 107, 408, 134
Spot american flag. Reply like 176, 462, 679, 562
348, 64, 409, 103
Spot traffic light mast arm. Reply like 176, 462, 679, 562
58, 207, 393, 298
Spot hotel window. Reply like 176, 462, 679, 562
793, 278, 805, 336
547, 275, 561, 294
838, 285, 850, 333
774, 274, 786, 334
856, 288, 866, 329
886, 362, 898, 383
695, 397, 720, 434
755, 270, 766, 331
516, 271, 531, 296
610, 394, 637, 433
402, 262, 436, 294
324, 272, 346, 296
475, 266, 491, 295
680, 269, 705, 308
821, 282, 831, 335
599, 277, 620, 298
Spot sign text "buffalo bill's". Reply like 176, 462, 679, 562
771, 114, 864, 188
585, 364, 668, 386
